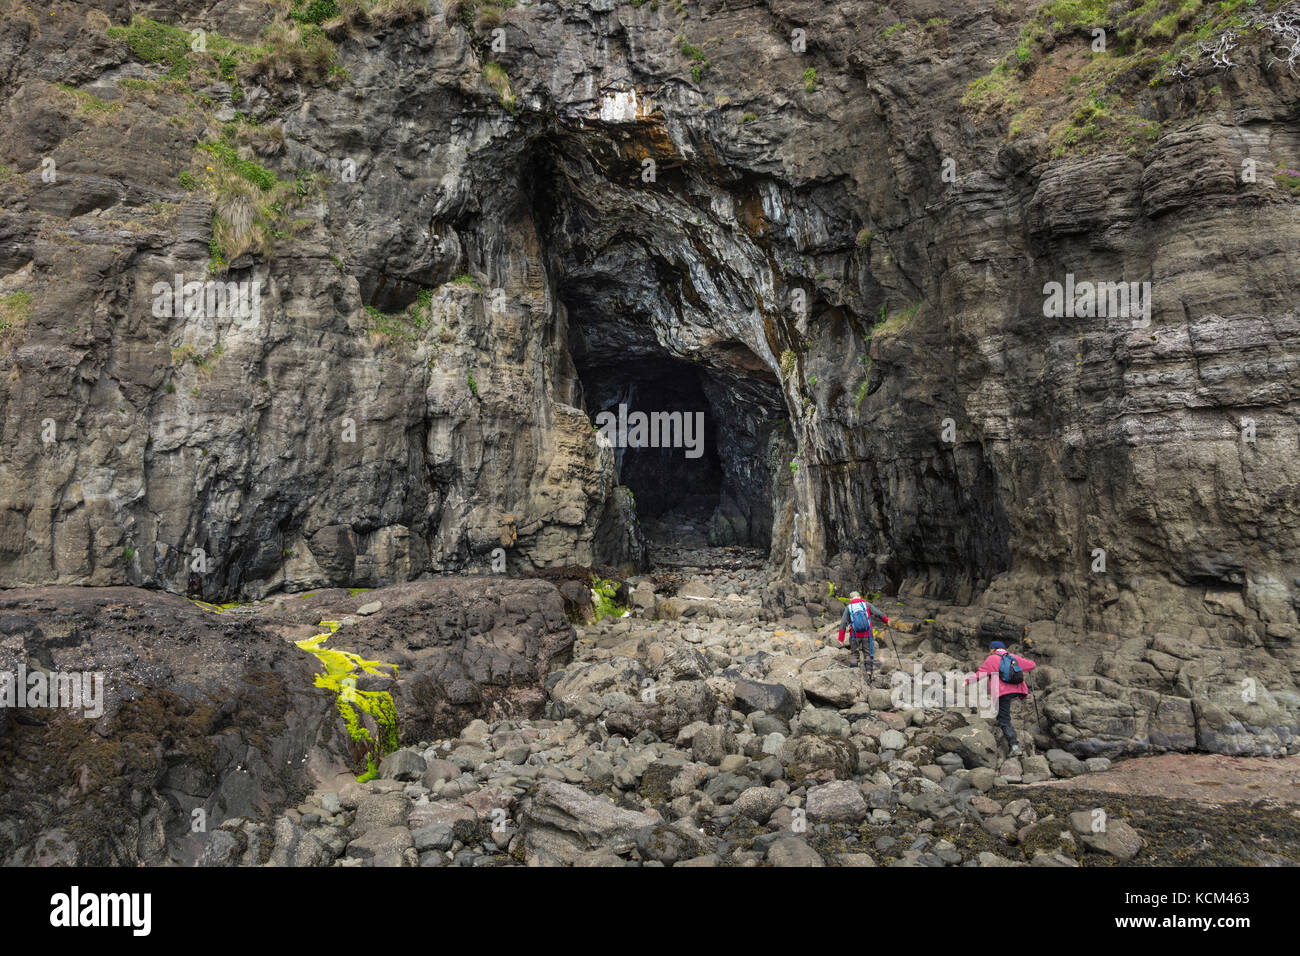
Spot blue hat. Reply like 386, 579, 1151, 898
988, 641, 1006, 650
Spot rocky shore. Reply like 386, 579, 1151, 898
8, 525, 1291, 866
199, 552, 1299, 867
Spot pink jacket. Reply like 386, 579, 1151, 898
967, 650, 1035, 697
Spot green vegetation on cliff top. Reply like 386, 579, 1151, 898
963, 0, 1294, 159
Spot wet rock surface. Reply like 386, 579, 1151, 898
1029, 752, 1300, 806
0, 576, 574, 865
0, 585, 344, 866
263, 577, 577, 740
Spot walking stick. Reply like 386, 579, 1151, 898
1028, 672, 1042, 727
889, 623, 904, 675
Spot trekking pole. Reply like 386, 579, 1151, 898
1028, 672, 1042, 727
887, 621, 904, 675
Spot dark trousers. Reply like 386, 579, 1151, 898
848, 629, 873, 663
996, 694, 1023, 747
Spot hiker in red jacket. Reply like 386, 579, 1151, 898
837, 591, 890, 670
966, 641, 1036, 756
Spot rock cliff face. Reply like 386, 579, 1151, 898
0, 2, 1297, 712
0, 585, 345, 865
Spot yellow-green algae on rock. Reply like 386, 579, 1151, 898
296, 620, 400, 782
590, 575, 626, 621
187, 599, 246, 613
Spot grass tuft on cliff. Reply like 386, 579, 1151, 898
291, 0, 341, 24
0, 291, 33, 345
297, 621, 400, 781
676, 34, 711, 83
365, 289, 435, 348
54, 83, 121, 116
962, 0, 1295, 159
196, 124, 318, 269
106, 14, 345, 91
873, 301, 920, 338
449, 0, 515, 34
482, 61, 517, 111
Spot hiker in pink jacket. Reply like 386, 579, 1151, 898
966, 641, 1036, 756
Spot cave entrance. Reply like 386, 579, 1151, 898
525, 136, 790, 561
586, 356, 723, 523
569, 324, 787, 558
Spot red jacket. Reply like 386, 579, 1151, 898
966, 650, 1036, 697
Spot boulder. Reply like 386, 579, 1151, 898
799, 707, 850, 736
801, 667, 865, 708
1046, 749, 1086, 778
806, 780, 869, 823
551, 657, 648, 703
779, 734, 858, 782
631, 583, 656, 612
752, 714, 790, 736
937, 723, 1001, 769
294, 578, 576, 742
407, 801, 479, 840
732, 786, 785, 823
412, 823, 455, 852
733, 679, 797, 719
521, 780, 658, 860
378, 749, 427, 782
692, 726, 739, 765
1021, 755, 1050, 777
879, 729, 908, 751
635, 823, 710, 865
268, 818, 333, 867
1069, 811, 1145, 861
352, 792, 411, 836
656, 645, 711, 682
767, 837, 825, 867
605, 680, 716, 739
421, 759, 461, 788
345, 826, 417, 866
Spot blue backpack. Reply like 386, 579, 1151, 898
848, 600, 871, 633
997, 650, 1024, 685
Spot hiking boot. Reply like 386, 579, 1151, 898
1009, 744, 1023, 757
848, 653, 859, 667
